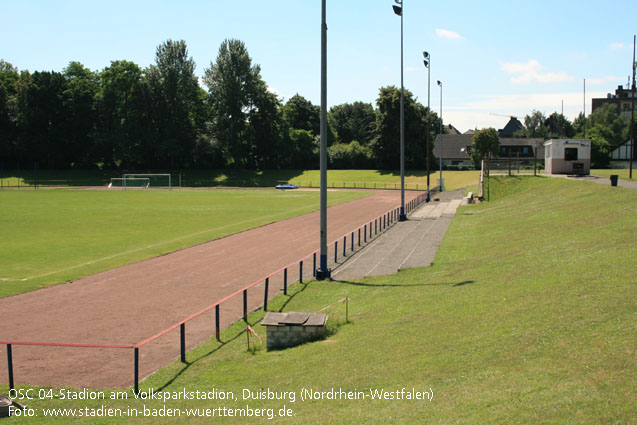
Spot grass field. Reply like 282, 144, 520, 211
5, 176, 635, 424
0, 188, 367, 298
0, 169, 481, 191
591, 168, 637, 181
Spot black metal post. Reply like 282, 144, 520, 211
7, 344, 14, 391
215, 305, 220, 341
300, 261, 303, 283
358, 228, 361, 246
364, 224, 367, 242
343, 236, 346, 256
243, 290, 248, 322
351, 232, 354, 251
284, 268, 288, 295
263, 278, 269, 312
334, 241, 338, 263
134, 347, 139, 395
313, 253, 317, 277
180, 323, 186, 363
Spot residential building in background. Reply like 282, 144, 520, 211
592, 85, 636, 117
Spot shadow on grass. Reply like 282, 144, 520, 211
334, 279, 429, 288
152, 319, 261, 392
334, 279, 474, 288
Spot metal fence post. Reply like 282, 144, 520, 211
134, 347, 139, 395
334, 241, 338, 263
364, 224, 367, 242
358, 228, 361, 246
243, 290, 248, 322
313, 253, 316, 277
284, 268, 288, 295
7, 344, 14, 391
264, 278, 269, 312
351, 232, 354, 251
343, 236, 346, 256
180, 323, 186, 363
215, 305, 220, 341
300, 261, 303, 283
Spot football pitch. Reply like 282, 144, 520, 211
0, 188, 367, 298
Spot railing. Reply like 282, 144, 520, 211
2, 193, 427, 393
288, 180, 426, 190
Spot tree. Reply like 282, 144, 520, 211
147, 39, 202, 168
545, 112, 575, 138
13, 70, 69, 168
471, 128, 500, 168
587, 125, 611, 168
95, 60, 153, 168
0, 60, 19, 164
372, 86, 439, 169
204, 39, 280, 168
282, 94, 320, 135
522, 110, 549, 138
328, 101, 376, 145
62, 62, 99, 167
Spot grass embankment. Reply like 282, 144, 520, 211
0, 189, 366, 298
5, 176, 635, 424
0, 169, 480, 191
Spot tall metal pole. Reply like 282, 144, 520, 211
438, 80, 443, 192
317, 0, 330, 280
399, 1, 406, 221
630, 35, 635, 179
426, 55, 431, 202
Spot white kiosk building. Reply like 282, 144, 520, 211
544, 139, 591, 175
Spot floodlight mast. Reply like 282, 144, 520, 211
316, 0, 330, 280
393, 0, 407, 221
437, 80, 443, 192
423, 51, 431, 202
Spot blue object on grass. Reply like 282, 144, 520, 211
275, 184, 299, 190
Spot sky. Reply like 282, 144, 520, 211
2, 0, 636, 133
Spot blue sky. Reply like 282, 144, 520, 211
2, 0, 636, 132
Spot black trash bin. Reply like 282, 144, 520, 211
610, 175, 618, 186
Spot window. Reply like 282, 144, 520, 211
565, 147, 578, 161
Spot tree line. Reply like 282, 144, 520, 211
514, 107, 636, 168
0, 39, 442, 171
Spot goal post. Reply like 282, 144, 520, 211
122, 174, 172, 189
108, 177, 150, 189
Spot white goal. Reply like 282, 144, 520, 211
108, 177, 150, 189
122, 173, 172, 189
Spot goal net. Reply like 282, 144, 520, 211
122, 173, 172, 189
108, 177, 150, 189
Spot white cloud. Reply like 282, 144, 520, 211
586, 76, 624, 85
610, 43, 625, 49
501, 59, 573, 84
435, 28, 463, 40
406, 66, 417, 72
444, 91, 606, 133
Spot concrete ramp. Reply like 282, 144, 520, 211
333, 190, 464, 281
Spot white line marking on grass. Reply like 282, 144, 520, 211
5, 203, 324, 282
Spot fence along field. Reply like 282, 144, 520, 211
0, 188, 367, 298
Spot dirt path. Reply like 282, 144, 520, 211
0, 190, 421, 388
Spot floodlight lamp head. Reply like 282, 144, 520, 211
394, 0, 402, 4
423, 51, 429, 59
423, 60, 429, 68
437, 80, 441, 86
392, 5, 402, 15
